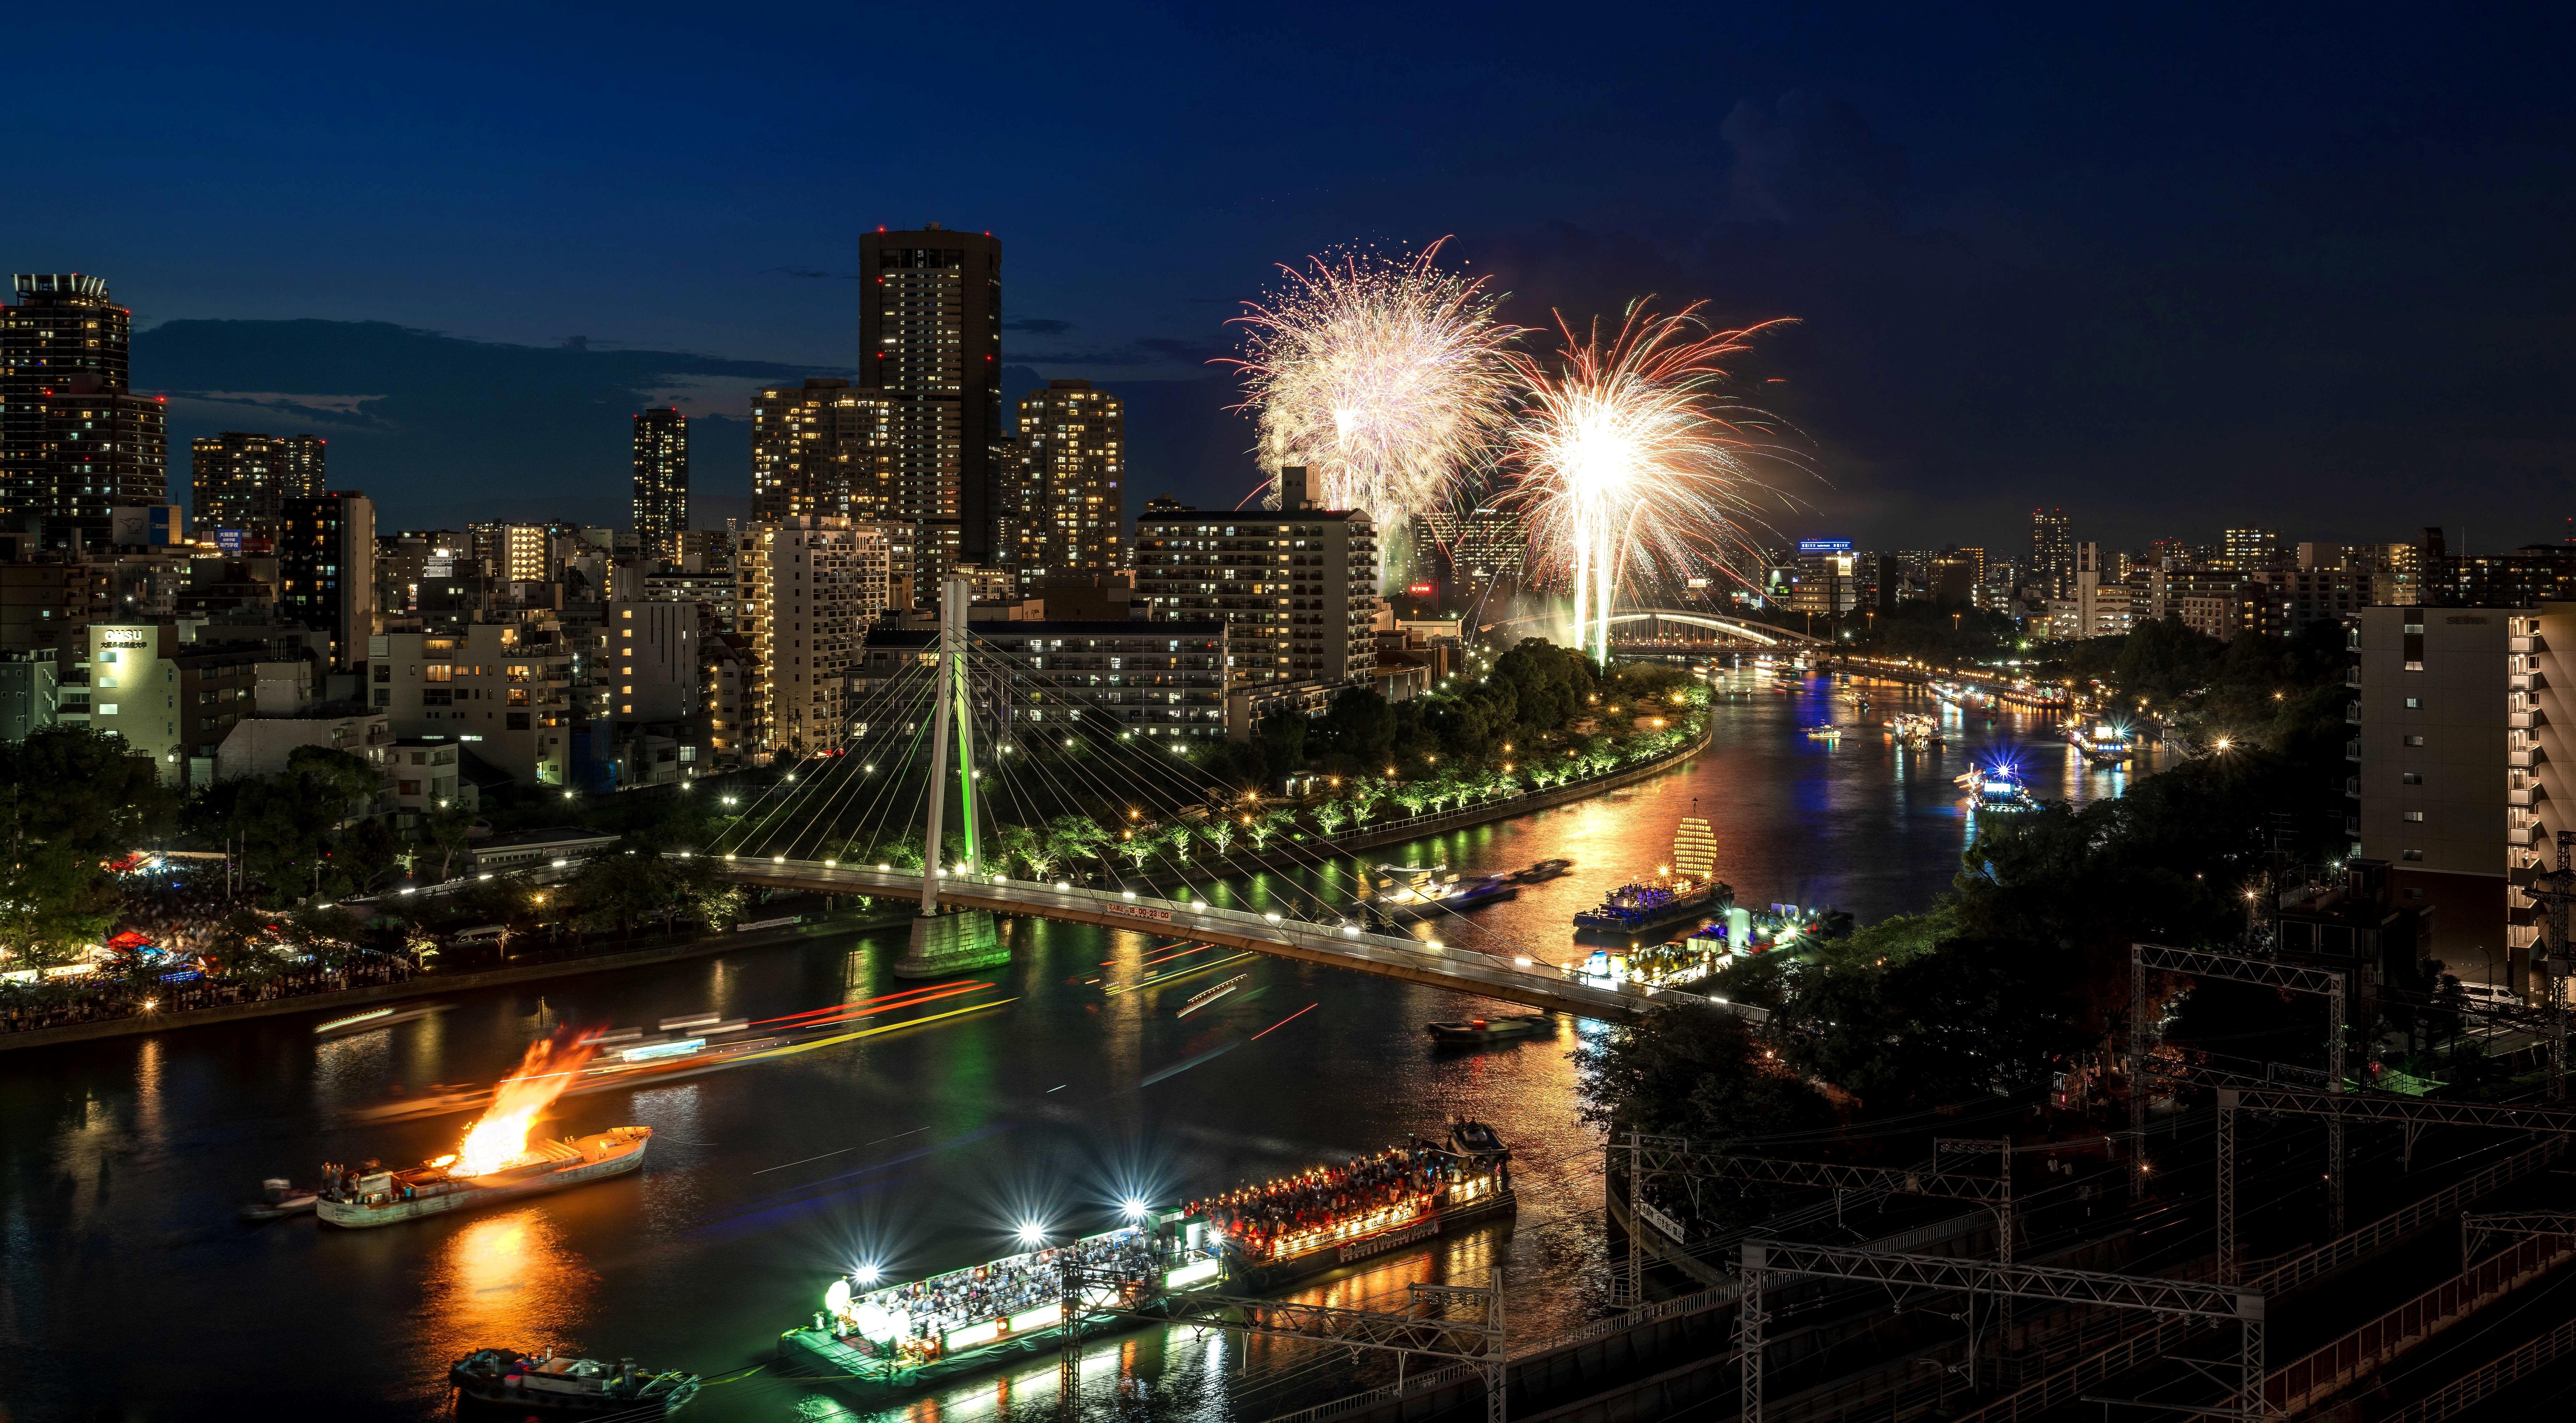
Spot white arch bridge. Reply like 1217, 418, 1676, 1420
1479, 608, 1821, 647
706, 856, 1748, 1026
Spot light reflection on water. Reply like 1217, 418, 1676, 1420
414, 1208, 598, 1375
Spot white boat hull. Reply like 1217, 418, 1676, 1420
318, 1136, 648, 1227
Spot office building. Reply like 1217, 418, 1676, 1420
2028, 508, 2073, 599
631, 408, 688, 561
1419, 505, 1529, 603
1131, 468, 1377, 687
369, 621, 577, 787
751, 378, 895, 524
1010, 380, 1123, 577
860, 225, 1004, 577
278, 491, 376, 669
190, 432, 324, 533
2, 274, 169, 545
737, 516, 899, 758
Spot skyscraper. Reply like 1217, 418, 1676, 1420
191, 431, 325, 533
2, 274, 166, 544
631, 407, 689, 562
2029, 508, 2073, 599
1011, 379, 1123, 577
750, 378, 893, 523
859, 225, 1003, 590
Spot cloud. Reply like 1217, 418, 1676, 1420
1004, 317, 1075, 335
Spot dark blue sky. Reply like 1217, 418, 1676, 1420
20, 4, 2574, 550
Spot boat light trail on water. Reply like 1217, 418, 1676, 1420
1104, 951, 1259, 996
1249, 1002, 1320, 1041
750, 979, 986, 1027
758, 981, 994, 1031
1176, 974, 1248, 1018
1224, 239, 1522, 571
1501, 301, 1808, 662
454, 1029, 606, 1176
745, 996, 1020, 1062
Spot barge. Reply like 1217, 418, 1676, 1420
448, 1348, 700, 1418
1426, 1013, 1552, 1046
317, 1126, 651, 1227
1201, 1120, 1516, 1290
1572, 818, 1729, 944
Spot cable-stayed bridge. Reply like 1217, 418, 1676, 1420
1479, 607, 1823, 646
697, 577, 1734, 1017
706, 856, 1733, 1023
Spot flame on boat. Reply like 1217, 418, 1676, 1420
454, 1029, 604, 1176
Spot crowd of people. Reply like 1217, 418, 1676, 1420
854, 1228, 1160, 1352
1188, 1138, 1499, 1263
0, 867, 415, 1035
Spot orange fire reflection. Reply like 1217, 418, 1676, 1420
456, 1029, 604, 1175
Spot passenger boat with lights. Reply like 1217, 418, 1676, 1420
315, 1126, 651, 1227
1201, 1119, 1516, 1290
780, 1214, 1214, 1396
447, 1347, 701, 1418
2066, 717, 2135, 764
1358, 864, 1518, 923
1963, 763, 2041, 814
1425, 1012, 1551, 1045
1573, 818, 1728, 942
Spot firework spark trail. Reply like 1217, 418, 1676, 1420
1222, 239, 1524, 555
1501, 301, 1807, 660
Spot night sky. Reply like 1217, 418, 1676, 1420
19, 5, 2574, 551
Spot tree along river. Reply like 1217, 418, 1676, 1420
0, 667, 2156, 1422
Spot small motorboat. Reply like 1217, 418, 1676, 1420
237, 1177, 318, 1222
1510, 858, 1573, 883
449, 1347, 701, 1417
1426, 1013, 1552, 1046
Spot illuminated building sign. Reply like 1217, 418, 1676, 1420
1406, 582, 1435, 596
1797, 539, 1854, 554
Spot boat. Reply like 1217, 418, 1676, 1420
237, 1177, 318, 1222
349, 1029, 793, 1122
782, 1216, 1215, 1397
2067, 717, 2135, 764
448, 1347, 701, 1417
1199, 1120, 1517, 1290
312, 1001, 450, 1036
1426, 1012, 1552, 1045
1885, 713, 1944, 748
1966, 763, 2041, 814
1573, 818, 1729, 942
316, 1126, 651, 1227
1358, 865, 1518, 923
1509, 858, 1573, 883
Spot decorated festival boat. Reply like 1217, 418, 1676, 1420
1195, 1119, 1516, 1289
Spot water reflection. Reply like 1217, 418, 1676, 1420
415, 1209, 598, 1370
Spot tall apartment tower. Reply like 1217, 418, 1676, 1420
1012, 379, 1123, 578
1133, 471, 1379, 688
859, 225, 1004, 593
631, 407, 689, 562
190, 431, 325, 533
750, 378, 894, 523
279, 491, 377, 670
2223, 527, 2290, 572
1, 274, 167, 544
735, 516, 898, 759
469, 521, 553, 583
2028, 508, 2073, 600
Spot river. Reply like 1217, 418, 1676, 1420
0, 667, 2156, 1422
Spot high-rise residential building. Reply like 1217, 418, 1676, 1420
631, 408, 689, 562
2222, 527, 2290, 572
1420, 505, 1529, 596
190, 432, 324, 534
750, 378, 894, 524
2, 274, 165, 546
736, 516, 899, 759
859, 225, 1004, 583
469, 521, 554, 584
1132, 469, 1378, 688
2028, 508, 2073, 599
278, 491, 377, 670
1011, 379, 1123, 578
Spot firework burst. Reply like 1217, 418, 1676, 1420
1501, 301, 1804, 661
1224, 239, 1524, 544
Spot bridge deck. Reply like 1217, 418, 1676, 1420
707, 858, 1747, 1024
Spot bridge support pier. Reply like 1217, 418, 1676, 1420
894, 908, 1005, 979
